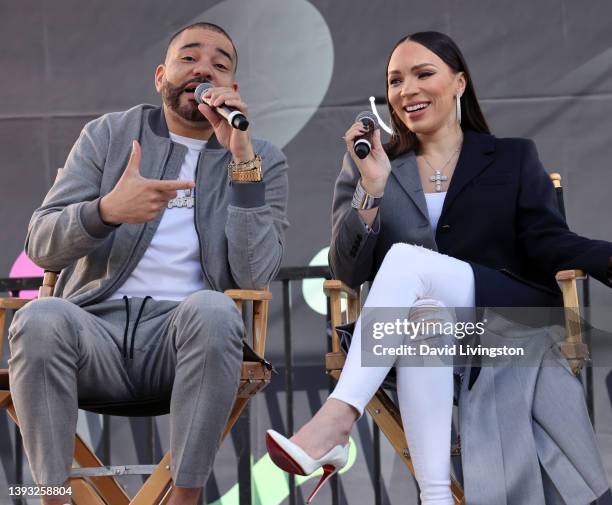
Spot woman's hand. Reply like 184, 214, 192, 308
344, 122, 391, 196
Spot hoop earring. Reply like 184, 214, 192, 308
456, 94, 462, 124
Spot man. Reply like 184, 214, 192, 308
8, 22, 288, 505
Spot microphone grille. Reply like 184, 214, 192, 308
194, 82, 213, 104
355, 110, 379, 128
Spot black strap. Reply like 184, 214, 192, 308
130, 296, 152, 359
122, 296, 130, 359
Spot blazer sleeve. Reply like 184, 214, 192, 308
517, 139, 612, 286
329, 152, 380, 288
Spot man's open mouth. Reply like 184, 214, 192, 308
182, 83, 200, 95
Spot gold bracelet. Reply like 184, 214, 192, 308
228, 155, 263, 183
230, 166, 263, 183
228, 155, 262, 172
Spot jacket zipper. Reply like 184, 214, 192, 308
194, 151, 215, 288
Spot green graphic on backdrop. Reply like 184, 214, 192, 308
210, 436, 357, 505
302, 246, 347, 315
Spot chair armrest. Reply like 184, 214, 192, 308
224, 288, 271, 358
224, 289, 272, 301
0, 299, 31, 310
39, 271, 59, 298
555, 269, 588, 375
555, 269, 586, 282
324, 279, 362, 353
323, 280, 359, 300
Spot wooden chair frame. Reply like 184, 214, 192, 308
1, 272, 272, 505
324, 173, 588, 505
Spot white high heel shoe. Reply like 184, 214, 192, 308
266, 429, 350, 503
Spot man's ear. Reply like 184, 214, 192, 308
154, 64, 165, 93
232, 81, 240, 92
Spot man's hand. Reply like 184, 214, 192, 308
197, 87, 255, 162
99, 140, 195, 225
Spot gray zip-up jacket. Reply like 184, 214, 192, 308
25, 104, 289, 306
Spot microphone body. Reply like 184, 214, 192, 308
194, 83, 250, 131
353, 111, 379, 159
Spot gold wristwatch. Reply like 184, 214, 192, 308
228, 155, 263, 183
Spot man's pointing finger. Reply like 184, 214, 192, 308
150, 179, 196, 191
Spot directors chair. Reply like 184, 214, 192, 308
0, 271, 273, 505
324, 173, 588, 505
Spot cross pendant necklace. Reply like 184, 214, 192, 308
429, 171, 448, 192
422, 144, 461, 193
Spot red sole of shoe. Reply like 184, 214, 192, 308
265, 433, 308, 475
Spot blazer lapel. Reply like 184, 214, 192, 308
390, 151, 429, 220
440, 130, 495, 221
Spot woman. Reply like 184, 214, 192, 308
267, 31, 612, 504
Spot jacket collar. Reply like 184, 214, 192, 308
390, 150, 428, 220
147, 105, 223, 149
389, 130, 496, 221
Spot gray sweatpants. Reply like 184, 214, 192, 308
7, 290, 244, 487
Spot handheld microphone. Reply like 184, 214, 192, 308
194, 82, 250, 131
353, 111, 378, 159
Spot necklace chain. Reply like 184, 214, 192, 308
422, 145, 461, 176
421, 142, 462, 192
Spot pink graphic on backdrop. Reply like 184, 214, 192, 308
9, 252, 43, 298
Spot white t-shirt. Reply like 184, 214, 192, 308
424, 191, 447, 232
109, 133, 207, 301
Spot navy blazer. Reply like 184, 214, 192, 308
330, 130, 612, 306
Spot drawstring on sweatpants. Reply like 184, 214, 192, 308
122, 296, 130, 359
122, 295, 152, 360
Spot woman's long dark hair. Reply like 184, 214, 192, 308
384, 31, 490, 159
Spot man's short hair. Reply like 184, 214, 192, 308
166, 22, 238, 71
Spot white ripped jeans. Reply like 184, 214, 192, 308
329, 243, 475, 505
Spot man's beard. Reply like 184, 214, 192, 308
161, 77, 209, 123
